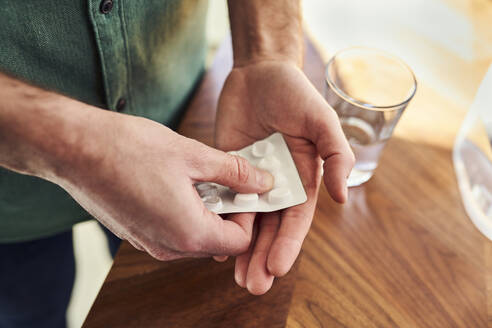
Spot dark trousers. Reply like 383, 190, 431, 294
0, 224, 120, 328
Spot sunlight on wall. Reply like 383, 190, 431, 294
303, 0, 491, 109
303, 0, 492, 149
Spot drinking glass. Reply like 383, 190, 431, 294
453, 64, 492, 240
324, 47, 417, 186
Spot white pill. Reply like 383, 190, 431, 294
257, 155, 281, 170
273, 173, 288, 187
268, 188, 292, 204
233, 193, 259, 207
251, 141, 275, 158
202, 195, 223, 212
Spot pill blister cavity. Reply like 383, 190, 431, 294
193, 133, 307, 214
273, 173, 288, 187
252, 141, 275, 158
202, 195, 223, 211
196, 182, 216, 192
257, 155, 281, 170
233, 193, 259, 207
268, 187, 292, 204
195, 183, 218, 198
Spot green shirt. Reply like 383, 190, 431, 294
0, 0, 208, 242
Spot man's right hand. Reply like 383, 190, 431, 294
60, 113, 274, 259
0, 73, 273, 260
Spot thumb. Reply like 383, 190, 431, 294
196, 148, 274, 194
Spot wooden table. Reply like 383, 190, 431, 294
83, 38, 491, 327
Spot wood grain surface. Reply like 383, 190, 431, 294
287, 139, 489, 328
83, 36, 491, 328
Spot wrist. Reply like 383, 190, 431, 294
228, 0, 304, 68
35, 97, 104, 184
0, 73, 119, 189
0, 84, 102, 184
231, 30, 304, 68
232, 41, 303, 69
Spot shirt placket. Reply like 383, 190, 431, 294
88, 0, 132, 113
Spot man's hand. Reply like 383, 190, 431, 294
57, 113, 276, 259
0, 73, 274, 260
222, 0, 354, 295
215, 61, 354, 294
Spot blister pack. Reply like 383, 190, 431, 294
195, 133, 307, 214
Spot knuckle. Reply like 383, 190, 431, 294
229, 155, 251, 185
186, 143, 209, 172
147, 244, 174, 261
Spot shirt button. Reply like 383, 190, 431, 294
116, 98, 126, 112
100, 0, 113, 14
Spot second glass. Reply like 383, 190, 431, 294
324, 47, 417, 187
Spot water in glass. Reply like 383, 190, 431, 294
325, 87, 407, 186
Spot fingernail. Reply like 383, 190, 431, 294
213, 255, 228, 262
258, 170, 274, 189
235, 271, 245, 288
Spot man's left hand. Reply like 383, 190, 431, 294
214, 60, 355, 295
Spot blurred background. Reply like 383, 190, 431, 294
67, 0, 492, 327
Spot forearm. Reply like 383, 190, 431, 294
227, 0, 303, 68
0, 73, 103, 181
